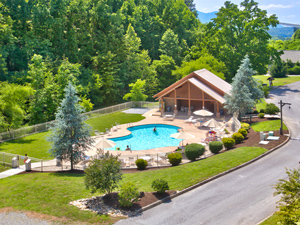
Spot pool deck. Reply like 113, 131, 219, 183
85, 109, 232, 158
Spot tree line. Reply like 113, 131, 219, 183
0, 0, 280, 130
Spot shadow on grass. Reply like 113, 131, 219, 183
49, 169, 85, 178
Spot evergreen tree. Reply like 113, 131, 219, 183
224, 55, 263, 119
48, 82, 93, 170
270, 59, 287, 78
184, 0, 197, 17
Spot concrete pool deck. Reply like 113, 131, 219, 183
85, 108, 232, 158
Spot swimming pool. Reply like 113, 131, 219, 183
108, 124, 181, 151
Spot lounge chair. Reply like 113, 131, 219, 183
105, 128, 111, 136
115, 122, 121, 129
184, 116, 195, 123
111, 125, 117, 132
163, 114, 175, 121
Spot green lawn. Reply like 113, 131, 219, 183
254, 75, 300, 86
0, 112, 145, 160
251, 120, 287, 132
259, 213, 282, 225
255, 98, 267, 112
0, 146, 267, 224
0, 164, 11, 172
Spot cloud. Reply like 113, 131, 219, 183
260, 4, 293, 10
284, 15, 296, 18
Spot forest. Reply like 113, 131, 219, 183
0, 0, 280, 131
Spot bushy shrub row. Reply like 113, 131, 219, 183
185, 143, 205, 161
240, 122, 250, 132
209, 141, 223, 154
167, 152, 182, 166
135, 158, 148, 170
259, 113, 265, 118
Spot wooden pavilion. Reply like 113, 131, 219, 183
153, 69, 232, 118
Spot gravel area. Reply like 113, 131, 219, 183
0, 212, 51, 225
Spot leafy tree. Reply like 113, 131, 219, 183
84, 151, 122, 195
225, 55, 262, 119
292, 29, 300, 40
152, 54, 176, 90
27, 54, 59, 124
48, 82, 93, 170
270, 59, 287, 78
184, 0, 197, 17
123, 79, 148, 101
172, 53, 227, 80
159, 29, 182, 66
0, 82, 33, 132
274, 168, 300, 224
205, 0, 279, 81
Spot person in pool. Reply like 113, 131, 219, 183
153, 127, 157, 132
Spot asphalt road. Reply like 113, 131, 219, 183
115, 82, 300, 225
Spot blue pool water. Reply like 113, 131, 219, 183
108, 124, 181, 151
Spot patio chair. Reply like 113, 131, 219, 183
111, 125, 117, 132
115, 122, 121, 129
184, 116, 194, 123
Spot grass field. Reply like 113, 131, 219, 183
254, 75, 300, 86
251, 120, 287, 132
0, 164, 10, 173
259, 213, 282, 225
255, 98, 267, 112
0, 112, 145, 160
0, 146, 267, 224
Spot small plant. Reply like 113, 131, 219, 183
135, 159, 148, 170
265, 103, 280, 115
224, 128, 230, 134
209, 141, 223, 154
151, 179, 169, 194
259, 109, 265, 113
238, 128, 248, 138
118, 182, 139, 207
167, 152, 182, 166
232, 132, 244, 144
258, 113, 265, 118
222, 138, 235, 149
252, 110, 258, 114
240, 122, 250, 132
185, 143, 205, 161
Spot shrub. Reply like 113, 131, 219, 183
252, 110, 258, 114
185, 143, 205, 161
258, 113, 265, 118
224, 128, 230, 134
118, 182, 139, 207
222, 138, 235, 149
262, 85, 270, 98
290, 65, 300, 75
151, 179, 169, 194
167, 152, 182, 166
240, 122, 250, 132
135, 159, 148, 170
259, 109, 265, 113
84, 152, 122, 195
209, 141, 223, 154
265, 103, 280, 115
238, 128, 248, 138
232, 132, 244, 144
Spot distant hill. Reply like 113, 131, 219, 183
197, 11, 217, 23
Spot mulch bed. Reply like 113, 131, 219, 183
103, 190, 176, 211
19, 117, 289, 212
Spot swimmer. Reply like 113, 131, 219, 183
153, 127, 157, 132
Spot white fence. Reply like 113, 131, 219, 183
0, 101, 158, 143
2, 152, 43, 170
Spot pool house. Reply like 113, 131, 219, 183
153, 69, 232, 118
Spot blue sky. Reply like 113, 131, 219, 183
194, 0, 300, 24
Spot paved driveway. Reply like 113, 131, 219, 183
115, 82, 300, 225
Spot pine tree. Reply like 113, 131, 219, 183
224, 55, 263, 118
48, 82, 93, 170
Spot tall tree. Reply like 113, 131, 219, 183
159, 29, 182, 66
224, 55, 263, 119
48, 82, 93, 170
205, 0, 279, 81
184, 0, 197, 17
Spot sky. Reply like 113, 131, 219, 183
194, 0, 300, 24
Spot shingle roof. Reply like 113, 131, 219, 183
189, 77, 226, 104
280, 50, 300, 63
193, 69, 232, 94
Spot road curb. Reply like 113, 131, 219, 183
138, 130, 291, 214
